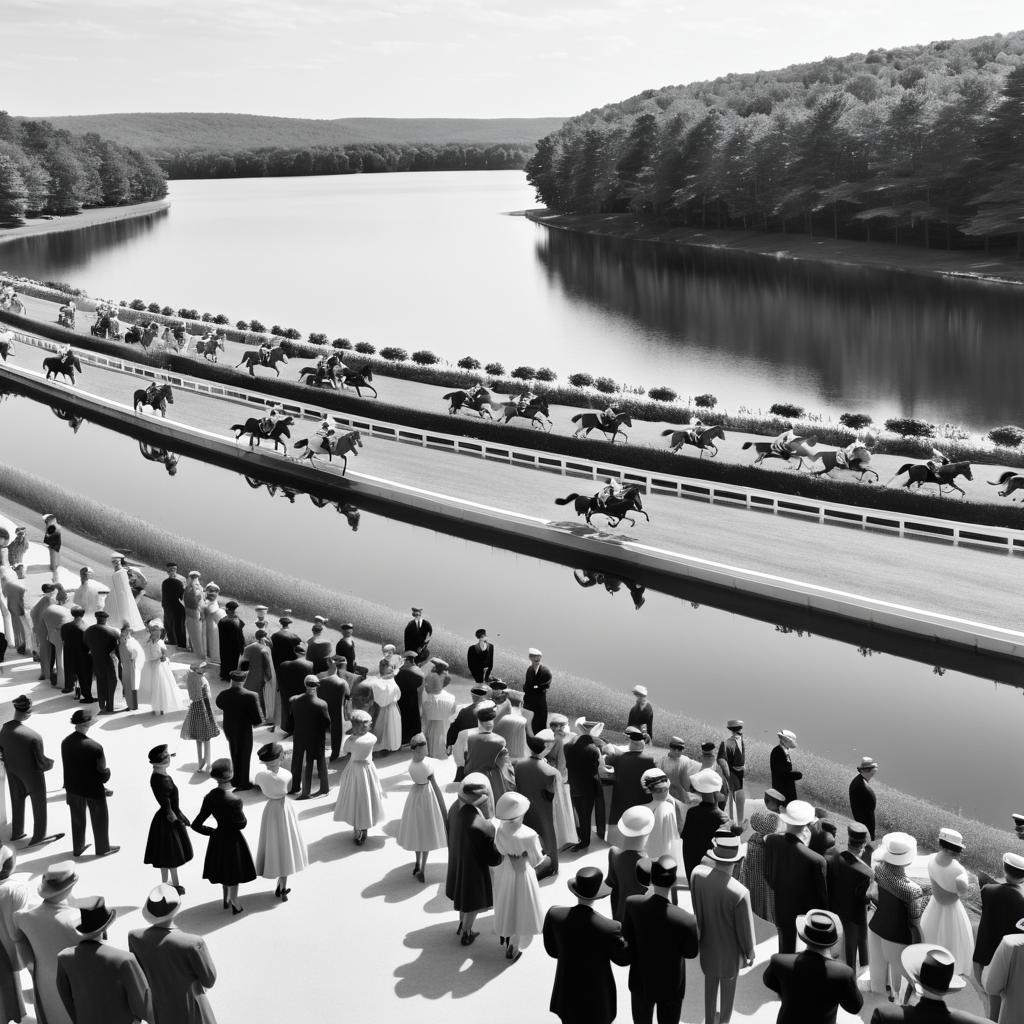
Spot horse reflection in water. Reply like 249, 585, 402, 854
138, 441, 181, 475
242, 475, 360, 531
573, 569, 646, 610
51, 406, 85, 434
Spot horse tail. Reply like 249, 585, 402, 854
554, 494, 582, 506
442, 392, 460, 401
660, 429, 675, 436
988, 472, 1016, 486
894, 464, 913, 477
571, 414, 584, 423
741, 441, 753, 450
294, 439, 308, 449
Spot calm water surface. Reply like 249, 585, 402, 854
4, 392, 1021, 825
2, 172, 1021, 431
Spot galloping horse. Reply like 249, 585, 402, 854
43, 350, 83, 384
892, 459, 974, 497
554, 484, 649, 528
297, 364, 337, 389
236, 345, 289, 377
742, 433, 819, 470
294, 429, 363, 475
662, 423, 725, 458
56, 306, 76, 329
811, 443, 879, 483
90, 313, 121, 339
194, 336, 225, 362
443, 388, 495, 418
493, 396, 551, 430
0, 332, 14, 362
338, 366, 376, 399
989, 471, 1024, 500
572, 411, 633, 443
160, 325, 188, 352
230, 414, 295, 453
133, 383, 175, 418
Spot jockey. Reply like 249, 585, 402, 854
314, 414, 337, 453
467, 382, 487, 403
600, 402, 620, 430
258, 404, 282, 436
596, 476, 623, 508
144, 380, 160, 405
258, 339, 272, 366
516, 388, 536, 413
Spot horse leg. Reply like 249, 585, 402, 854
368, 386, 377, 398
340, 454, 348, 476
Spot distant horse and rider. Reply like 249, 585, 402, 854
443, 386, 496, 419
43, 348, 83, 384
662, 422, 725, 458
294, 428, 363, 475
572, 409, 632, 443
889, 450, 974, 497
555, 480, 649, 528
742, 430, 820, 470
573, 568, 647, 610
134, 383, 175, 418
231, 413, 295, 453
988, 471, 1024, 500
237, 342, 290, 377
0, 332, 14, 362
139, 442, 181, 476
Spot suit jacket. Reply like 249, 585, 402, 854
61, 732, 111, 800
128, 925, 217, 1024
215, 687, 261, 739
0, 720, 53, 791
764, 950, 862, 1024
269, 628, 301, 670
808, 823, 836, 857
56, 940, 152, 1024
316, 674, 350, 722
523, 663, 552, 711
277, 657, 314, 701
446, 702, 479, 749
30, 595, 53, 636
765, 833, 828, 923
974, 881, 1024, 967
717, 734, 746, 789
239, 641, 273, 694
606, 748, 655, 825
622, 892, 698, 1000
160, 575, 185, 611
403, 618, 432, 653
42, 604, 73, 643
626, 701, 653, 737
3, 576, 27, 617
514, 755, 558, 853
466, 641, 494, 683
305, 637, 333, 674
289, 692, 330, 745
609, 848, 646, 923
827, 849, 873, 926
543, 904, 629, 1024
464, 732, 506, 775
869, 996, 992, 1023
83, 623, 120, 669
770, 744, 802, 803
565, 736, 602, 791
333, 636, 357, 672
60, 617, 89, 657
983, 932, 1024, 1024
681, 800, 733, 880
849, 774, 877, 839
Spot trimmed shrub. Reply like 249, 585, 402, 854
840, 412, 874, 430
412, 349, 440, 366
213, 314, 230, 325
535, 367, 557, 382
284, 328, 302, 340
355, 341, 376, 355
770, 402, 804, 418
885, 417, 935, 439
129, 299, 147, 310
568, 372, 594, 388
511, 365, 536, 380
248, 319, 266, 333
332, 338, 353, 350
177, 308, 199, 320
147, 302, 162, 313
485, 362, 505, 376
201, 312, 215, 322
649, 386, 678, 402
379, 346, 409, 362
43, 280, 84, 296
694, 393, 718, 409
988, 425, 1024, 448
458, 356, 481, 371
307, 332, 328, 345
160, 306, 174, 316
235, 320, 249, 331
594, 376, 618, 394
270, 325, 285, 336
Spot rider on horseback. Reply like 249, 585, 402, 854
596, 476, 624, 508
144, 381, 160, 406
258, 404, 282, 436
258, 340, 272, 367
516, 388, 537, 414
313, 413, 337, 454
599, 402, 620, 431
467, 382, 488, 405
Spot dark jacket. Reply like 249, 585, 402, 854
0, 720, 53, 791
763, 950, 862, 1024
269, 628, 301, 670
289, 692, 331, 745
606, 748, 654, 825
61, 731, 111, 800
765, 833, 829, 925
681, 800, 732, 880
395, 665, 423, 744
826, 849, 873, 926
608, 848, 646, 923
84, 623, 120, 669
403, 618, 432, 655
626, 702, 653, 738
543, 904, 629, 1024
849, 774, 877, 839
974, 881, 1024, 967
869, 997, 992, 1023
305, 637, 333, 674
565, 736, 602, 791
466, 641, 494, 683
770, 744, 802, 803
215, 687, 261, 738
277, 657, 314, 702
514, 755, 558, 855
128, 925, 217, 1024
333, 636, 357, 672
622, 892, 698, 1001
56, 940, 152, 1024
523, 663, 552, 712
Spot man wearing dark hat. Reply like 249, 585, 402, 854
605, 726, 655, 830
334, 622, 357, 673
0, 696, 60, 845
447, 684, 489, 780
763, 908, 863, 1022
216, 670, 262, 791
514, 730, 560, 879
403, 607, 432, 666
84, 610, 121, 713
160, 563, 186, 648
874, 944, 988, 1023
717, 719, 747, 826
318, 655, 353, 761
973, 851, 1024, 1019
488, 678, 512, 722
542, 867, 629, 1024
288, 675, 330, 798
770, 729, 802, 804
827, 821, 873, 971
56, 897, 152, 1024
622, 856, 698, 1024
463, 703, 510, 798
467, 628, 494, 684
270, 611, 301, 672
566, 724, 606, 851
395, 648, 423, 746
627, 685, 654, 739
129, 884, 219, 1024
61, 709, 118, 858
523, 647, 551, 733
697, 740, 729, 809
60, 604, 91, 698
849, 755, 879, 841
305, 617, 332, 674
276, 642, 313, 736
216, 601, 245, 681
659, 737, 696, 807
239, 629, 275, 724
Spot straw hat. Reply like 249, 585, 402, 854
779, 799, 816, 828
882, 832, 917, 867
617, 805, 655, 838
690, 768, 724, 795
142, 884, 182, 925
495, 792, 530, 821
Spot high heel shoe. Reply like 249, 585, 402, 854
231, 903, 244, 916
460, 930, 478, 946
415, 869, 425, 884
505, 942, 514, 958
280, 888, 290, 902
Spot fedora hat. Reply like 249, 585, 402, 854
649, 856, 678, 888
567, 867, 611, 901
257, 742, 283, 762
707, 833, 746, 863
495, 792, 530, 821
726, 718, 744, 730
632, 685, 648, 697
142, 883, 182, 925
779, 799, 816, 828
617, 805, 655, 838
39, 861, 78, 900
76, 896, 116, 937
796, 910, 841, 948
882, 832, 917, 867
691, 768, 723, 795
11, 695, 31, 713
901, 944, 966, 994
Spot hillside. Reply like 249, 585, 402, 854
22, 113, 567, 154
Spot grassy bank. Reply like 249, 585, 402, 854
1, 462, 1015, 877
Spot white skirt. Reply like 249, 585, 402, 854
397, 783, 447, 852
256, 797, 309, 878
333, 760, 385, 829
374, 703, 401, 753
553, 780, 577, 847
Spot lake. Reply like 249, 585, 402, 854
2, 171, 1021, 432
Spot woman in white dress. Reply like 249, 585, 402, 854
492, 791, 547, 963
397, 733, 448, 882
333, 710, 385, 845
141, 619, 185, 715
420, 672, 456, 759
380, 644, 402, 675
203, 584, 224, 665
105, 553, 144, 632
370, 660, 401, 754
920, 827, 974, 974
254, 743, 308, 901
642, 767, 682, 864
546, 715, 578, 849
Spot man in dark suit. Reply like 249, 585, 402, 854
872, 944, 989, 1023
277, 642, 313, 736
609, 806, 655, 923
849, 755, 879, 841
61, 709, 118, 857
523, 647, 551, 732
623, 856, 699, 1024
403, 607, 432, 665
717, 718, 747, 825
288, 676, 331, 797
61, 605, 92, 699
446, 684, 489, 774
395, 652, 423, 746
84, 610, 121, 713
305, 616, 333, 673
973, 852, 1024, 1019
809, 813, 838, 857
160, 563, 186, 647
681, 768, 735, 880
765, 799, 828, 954
466, 627, 494, 684
566, 729, 605, 851
827, 821, 873, 970
543, 868, 630, 1024
770, 729, 803, 803
763, 909, 863, 1023
0, 695, 62, 845
605, 726, 655, 829
239, 630, 274, 723
514, 731, 559, 879
269, 611, 301, 672
216, 601, 246, 681
334, 622, 358, 672
215, 669, 262, 790
318, 655, 352, 761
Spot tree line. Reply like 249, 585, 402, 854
0, 112, 166, 224
526, 31, 1024, 253
156, 143, 535, 179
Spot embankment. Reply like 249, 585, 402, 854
0, 198, 171, 245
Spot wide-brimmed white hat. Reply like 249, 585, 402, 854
778, 729, 797, 743
142, 883, 182, 925
707, 833, 746, 863
883, 832, 917, 866
691, 768, 723, 795
495, 792, 530, 821
617, 805, 655, 837
779, 799, 816, 828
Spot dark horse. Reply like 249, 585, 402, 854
43, 350, 83, 383
742, 434, 818, 470
662, 423, 725, 458
338, 366, 376, 399
572, 411, 632, 443
230, 414, 295, 453
0, 335, 13, 362
554, 484, 649, 528
236, 344, 290, 377
811, 444, 879, 483
194, 336, 224, 362
893, 460, 973, 497
133, 383, 175, 418
294, 429, 363, 475
494, 397, 551, 430
989, 471, 1024, 500
297, 364, 337, 389
443, 388, 494, 418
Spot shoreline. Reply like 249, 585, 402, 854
525, 209, 1024, 288
0, 197, 171, 245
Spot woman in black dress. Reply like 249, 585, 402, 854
144, 744, 193, 893
190, 758, 256, 915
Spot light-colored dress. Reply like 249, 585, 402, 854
180, 670, 220, 741
647, 794, 682, 864
71, 579, 105, 626
105, 566, 144, 631
421, 689, 456, 759
141, 637, 184, 714
254, 767, 309, 877
0, 874, 36, 1022
333, 733, 385, 828
920, 853, 974, 973
547, 737, 578, 847
494, 712, 528, 759
492, 821, 545, 939
371, 677, 401, 752
203, 597, 224, 664
397, 758, 447, 851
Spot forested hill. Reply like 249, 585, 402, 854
526, 31, 1024, 252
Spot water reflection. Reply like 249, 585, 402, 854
51, 404, 85, 433
138, 440, 180, 475
241, 473, 360, 530
573, 568, 646, 610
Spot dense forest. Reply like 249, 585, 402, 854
158, 142, 535, 179
526, 31, 1024, 252
0, 112, 166, 223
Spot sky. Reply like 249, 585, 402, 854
4, 0, 1023, 119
